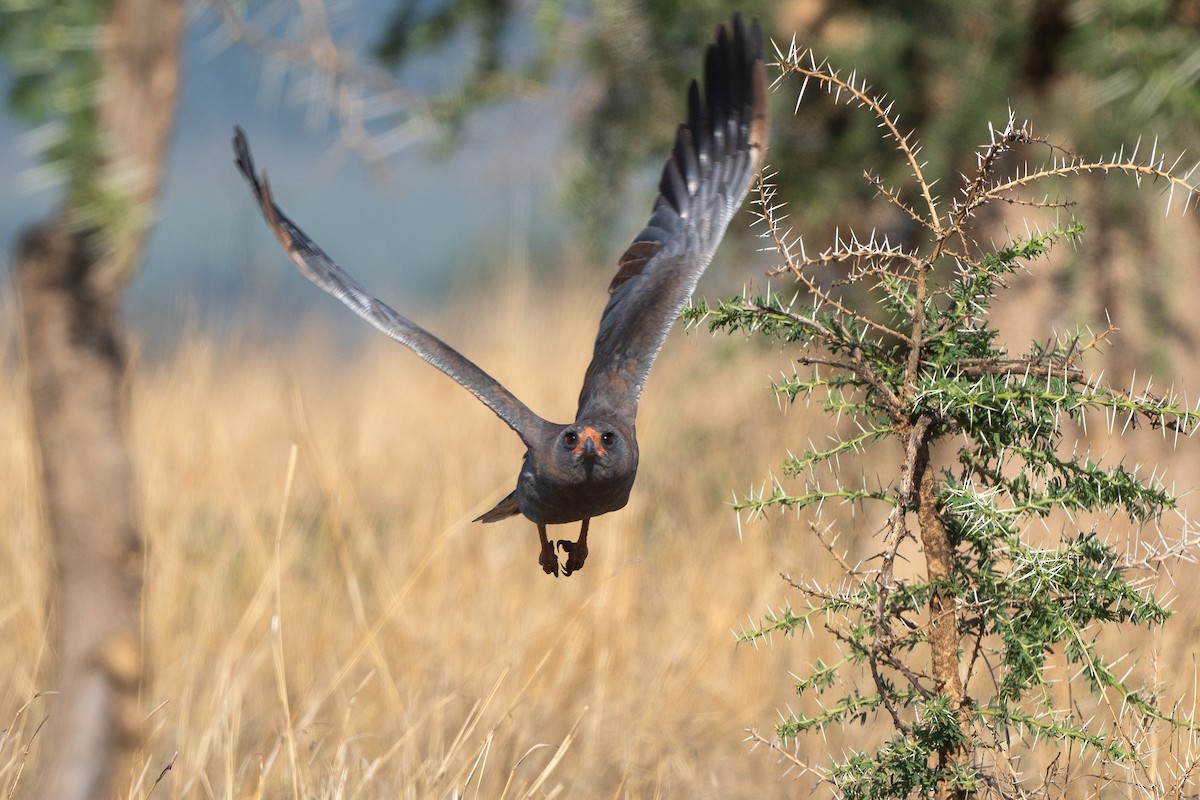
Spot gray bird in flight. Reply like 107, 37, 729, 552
233, 14, 768, 576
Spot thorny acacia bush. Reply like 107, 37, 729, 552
685, 41, 1200, 800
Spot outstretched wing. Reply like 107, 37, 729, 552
232, 128, 551, 447
576, 14, 768, 421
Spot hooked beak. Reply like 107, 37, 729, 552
571, 426, 606, 459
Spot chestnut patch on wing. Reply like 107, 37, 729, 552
609, 240, 664, 293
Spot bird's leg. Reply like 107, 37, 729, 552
537, 524, 559, 577
558, 518, 590, 576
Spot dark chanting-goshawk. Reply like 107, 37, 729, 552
233, 14, 769, 576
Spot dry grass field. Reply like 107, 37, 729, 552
0, 269, 847, 798
2, 261, 1199, 798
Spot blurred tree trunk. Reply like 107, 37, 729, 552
15, 0, 183, 797
17, 223, 143, 798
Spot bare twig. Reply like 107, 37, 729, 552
744, 729, 818, 777
776, 44, 942, 231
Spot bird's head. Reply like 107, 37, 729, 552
551, 420, 637, 483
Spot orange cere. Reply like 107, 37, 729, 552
572, 426, 607, 456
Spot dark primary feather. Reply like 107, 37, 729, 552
232, 128, 552, 449
577, 14, 768, 422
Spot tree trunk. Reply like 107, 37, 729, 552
18, 223, 143, 799
16, 1, 183, 797
912, 432, 970, 800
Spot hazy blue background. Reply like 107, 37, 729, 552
0, 3, 579, 345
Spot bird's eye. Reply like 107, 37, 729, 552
563, 431, 579, 449
602, 431, 616, 447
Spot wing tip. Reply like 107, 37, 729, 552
231, 126, 292, 256
613, 13, 769, 288
232, 125, 256, 185
680, 13, 769, 193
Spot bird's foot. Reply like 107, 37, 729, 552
539, 538, 560, 577
536, 524, 559, 577
557, 538, 589, 577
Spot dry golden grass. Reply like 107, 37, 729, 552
2, 263, 1199, 798
0, 270, 854, 798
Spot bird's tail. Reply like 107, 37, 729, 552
474, 491, 520, 523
